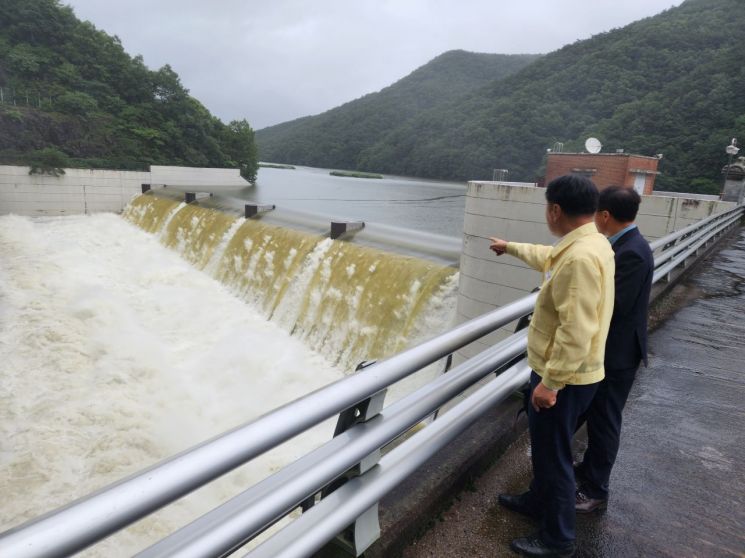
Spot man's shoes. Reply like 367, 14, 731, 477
510, 534, 576, 557
498, 491, 542, 520
575, 489, 607, 514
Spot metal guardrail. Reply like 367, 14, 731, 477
1, 205, 742, 558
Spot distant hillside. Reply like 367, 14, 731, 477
258, 0, 745, 194
256, 50, 541, 170
0, 0, 258, 181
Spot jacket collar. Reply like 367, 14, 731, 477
550, 222, 599, 260
611, 225, 640, 249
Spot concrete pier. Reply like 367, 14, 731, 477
403, 227, 745, 557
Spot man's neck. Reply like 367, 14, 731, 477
605, 220, 635, 237
556, 216, 594, 237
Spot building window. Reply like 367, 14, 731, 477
571, 168, 597, 177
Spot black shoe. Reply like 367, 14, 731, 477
498, 491, 542, 520
575, 489, 607, 514
510, 534, 576, 557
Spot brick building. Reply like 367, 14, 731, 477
545, 152, 660, 195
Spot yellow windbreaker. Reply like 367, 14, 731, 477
506, 222, 615, 390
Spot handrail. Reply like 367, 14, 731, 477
246, 361, 534, 558
653, 209, 743, 283
1, 204, 741, 558
652, 210, 742, 268
648, 204, 742, 251
137, 332, 529, 557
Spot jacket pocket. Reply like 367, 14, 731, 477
529, 324, 555, 361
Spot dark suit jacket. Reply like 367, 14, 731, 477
604, 227, 654, 371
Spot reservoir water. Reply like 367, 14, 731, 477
0, 167, 462, 555
211, 165, 467, 238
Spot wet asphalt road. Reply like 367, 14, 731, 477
402, 228, 745, 558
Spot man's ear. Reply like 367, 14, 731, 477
548, 203, 562, 223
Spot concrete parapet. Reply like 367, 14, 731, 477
721, 179, 745, 204
0, 165, 149, 216
0, 164, 250, 216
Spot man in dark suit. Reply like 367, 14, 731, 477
574, 186, 654, 513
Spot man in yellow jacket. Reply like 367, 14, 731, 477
489, 174, 615, 558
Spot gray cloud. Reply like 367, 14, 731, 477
64, 0, 683, 129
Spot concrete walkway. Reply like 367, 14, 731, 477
402, 228, 745, 558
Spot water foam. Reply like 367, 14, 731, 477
0, 213, 344, 556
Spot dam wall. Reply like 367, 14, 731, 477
123, 194, 458, 370
456, 180, 738, 360
0, 165, 246, 216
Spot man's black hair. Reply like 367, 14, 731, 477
544, 174, 599, 217
598, 185, 641, 222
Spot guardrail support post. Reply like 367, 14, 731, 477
316, 360, 385, 556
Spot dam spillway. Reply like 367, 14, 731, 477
123, 194, 458, 368
0, 202, 458, 556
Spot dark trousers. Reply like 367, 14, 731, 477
527, 371, 598, 547
575, 366, 638, 500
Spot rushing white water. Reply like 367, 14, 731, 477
0, 213, 350, 555
0, 211, 458, 555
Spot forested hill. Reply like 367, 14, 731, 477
257, 0, 745, 194
255, 50, 541, 171
0, 0, 258, 181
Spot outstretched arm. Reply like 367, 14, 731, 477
490, 237, 552, 272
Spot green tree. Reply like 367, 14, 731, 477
0, 0, 258, 176
27, 147, 70, 176
224, 119, 258, 183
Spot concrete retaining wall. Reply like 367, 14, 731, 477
0, 165, 247, 217
456, 181, 737, 360
0, 165, 149, 216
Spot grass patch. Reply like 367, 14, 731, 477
330, 170, 383, 179
259, 162, 295, 169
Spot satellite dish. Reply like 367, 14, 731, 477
585, 137, 602, 154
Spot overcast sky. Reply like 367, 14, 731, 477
64, 1, 683, 130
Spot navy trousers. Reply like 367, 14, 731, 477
576, 366, 638, 499
527, 371, 598, 547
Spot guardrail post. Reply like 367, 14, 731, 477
315, 360, 385, 556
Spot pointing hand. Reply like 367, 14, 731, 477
489, 237, 508, 256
